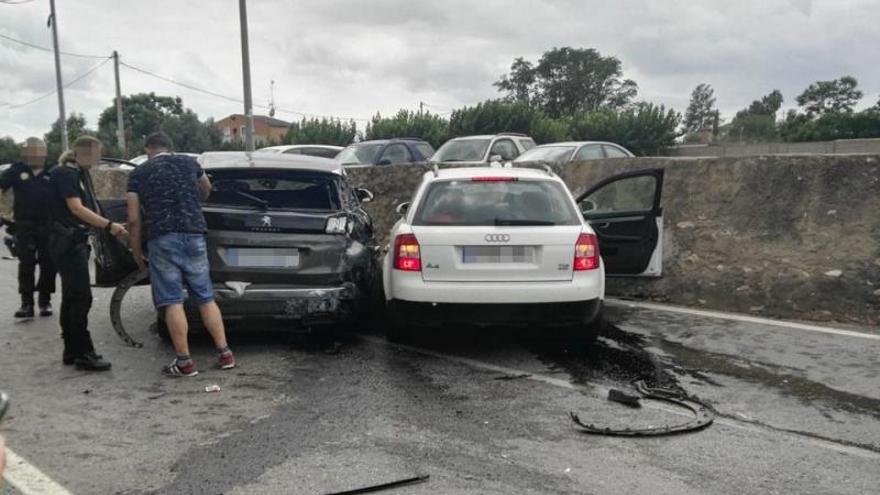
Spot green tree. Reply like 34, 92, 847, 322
0, 137, 20, 164
727, 90, 784, 142
493, 57, 536, 104
44, 113, 96, 163
683, 83, 717, 134
159, 111, 223, 153
286, 117, 357, 147
494, 47, 638, 118
796, 76, 863, 117
448, 100, 538, 137
780, 110, 880, 142
364, 110, 448, 148
568, 103, 681, 155
98, 93, 185, 157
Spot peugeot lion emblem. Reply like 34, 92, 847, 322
485, 234, 510, 242
260, 215, 272, 227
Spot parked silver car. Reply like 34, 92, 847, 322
432, 133, 536, 165
514, 141, 634, 164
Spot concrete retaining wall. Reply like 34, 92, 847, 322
56, 154, 880, 326
667, 138, 880, 157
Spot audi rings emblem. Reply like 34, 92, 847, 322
485, 234, 510, 242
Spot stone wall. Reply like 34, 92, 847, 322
35, 155, 880, 326
666, 138, 880, 157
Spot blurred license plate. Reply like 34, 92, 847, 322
226, 248, 299, 268
462, 246, 535, 263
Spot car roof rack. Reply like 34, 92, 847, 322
497, 132, 528, 137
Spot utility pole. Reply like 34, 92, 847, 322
112, 51, 126, 155
48, 0, 68, 151
238, 0, 255, 152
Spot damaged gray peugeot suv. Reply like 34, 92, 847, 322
93, 152, 380, 337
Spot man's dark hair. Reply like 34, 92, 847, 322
144, 132, 173, 150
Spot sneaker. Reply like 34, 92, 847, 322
162, 360, 198, 377
39, 303, 53, 317
74, 352, 112, 372
218, 351, 236, 370
14, 304, 34, 319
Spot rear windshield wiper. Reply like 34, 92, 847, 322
229, 191, 269, 210
494, 218, 556, 226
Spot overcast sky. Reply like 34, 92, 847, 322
1, 0, 879, 141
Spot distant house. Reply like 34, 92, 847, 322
215, 114, 290, 145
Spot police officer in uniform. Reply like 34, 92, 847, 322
48, 136, 126, 371
0, 138, 56, 318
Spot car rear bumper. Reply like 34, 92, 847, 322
209, 281, 362, 325
390, 299, 602, 327
386, 270, 604, 304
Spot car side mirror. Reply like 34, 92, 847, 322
377, 159, 392, 166
354, 188, 374, 203
396, 202, 410, 216
580, 199, 596, 214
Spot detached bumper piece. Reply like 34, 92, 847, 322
570, 380, 714, 436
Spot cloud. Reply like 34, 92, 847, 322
1, 0, 879, 140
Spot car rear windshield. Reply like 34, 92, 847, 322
337, 143, 384, 165
515, 146, 576, 163
413, 178, 580, 226
205, 169, 341, 211
432, 139, 491, 162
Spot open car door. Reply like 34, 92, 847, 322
92, 197, 139, 287
576, 168, 664, 277
89, 161, 140, 287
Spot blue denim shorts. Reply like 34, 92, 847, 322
147, 233, 214, 309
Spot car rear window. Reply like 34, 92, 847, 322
205, 169, 341, 211
413, 178, 580, 226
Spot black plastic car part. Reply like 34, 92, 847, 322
570, 380, 714, 436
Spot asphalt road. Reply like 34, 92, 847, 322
0, 257, 878, 495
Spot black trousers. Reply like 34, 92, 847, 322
52, 241, 95, 356
17, 223, 57, 303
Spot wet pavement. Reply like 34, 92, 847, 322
1, 257, 879, 494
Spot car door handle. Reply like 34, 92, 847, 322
595, 222, 611, 229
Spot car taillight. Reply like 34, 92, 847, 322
574, 233, 600, 271
393, 234, 421, 271
325, 216, 348, 234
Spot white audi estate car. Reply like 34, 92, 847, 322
382, 165, 665, 342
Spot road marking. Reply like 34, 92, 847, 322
606, 298, 880, 341
360, 335, 880, 460
3, 447, 73, 495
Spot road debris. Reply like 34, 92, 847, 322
323, 474, 430, 495
607, 388, 641, 408
205, 384, 221, 393
570, 380, 714, 437
494, 373, 532, 381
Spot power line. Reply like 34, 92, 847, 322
2, 56, 111, 109
119, 60, 372, 122
0, 32, 108, 59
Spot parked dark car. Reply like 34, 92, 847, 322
336, 138, 435, 167
93, 152, 380, 335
